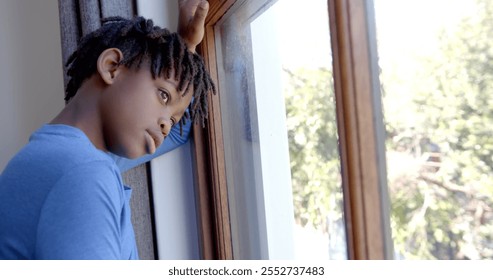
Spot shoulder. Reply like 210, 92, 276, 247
48, 160, 125, 207
2, 124, 119, 183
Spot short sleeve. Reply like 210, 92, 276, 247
35, 162, 124, 259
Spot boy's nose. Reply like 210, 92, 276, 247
159, 118, 172, 137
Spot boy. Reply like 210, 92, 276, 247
0, 0, 213, 259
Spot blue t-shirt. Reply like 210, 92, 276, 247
0, 122, 190, 259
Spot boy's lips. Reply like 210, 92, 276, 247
145, 130, 164, 154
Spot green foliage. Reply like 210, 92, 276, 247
283, 68, 342, 231
283, 0, 493, 259
384, 0, 493, 259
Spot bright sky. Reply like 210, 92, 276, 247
273, 0, 333, 69
374, 0, 476, 68
374, 0, 477, 127
264, 0, 476, 69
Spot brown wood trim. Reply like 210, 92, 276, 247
191, 0, 236, 260
206, 0, 237, 25
328, 0, 391, 259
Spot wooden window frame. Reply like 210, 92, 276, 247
328, 0, 392, 259
192, 0, 236, 260
192, 0, 392, 260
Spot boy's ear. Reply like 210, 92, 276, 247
97, 48, 124, 85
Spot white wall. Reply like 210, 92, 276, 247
0, 0, 65, 171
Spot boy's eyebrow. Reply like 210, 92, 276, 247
160, 78, 181, 96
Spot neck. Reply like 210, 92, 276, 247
50, 77, 107, 152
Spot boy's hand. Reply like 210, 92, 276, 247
178, 0, 210, 53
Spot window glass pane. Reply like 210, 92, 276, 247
374, 0, 493, 259
215, 0, 346, 259
275, 0, 346, 259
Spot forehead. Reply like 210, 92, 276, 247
136, 60, 194, 99
156, 74, 179, 91
136, 57, 193, 91
157, 69, 194, 96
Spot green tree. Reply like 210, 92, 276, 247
384, 0, 493, 259
284, 0, 493, 259
283, 67, 343, 232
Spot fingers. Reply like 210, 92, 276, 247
178, 0, 204, 32
178, 0, 202, 16
179, 0, 209, 25
195, 1, 209, 23
189, 1, 209, 30
177, 0, 209, 52
178, 0, 195, 25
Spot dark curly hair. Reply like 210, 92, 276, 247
64, 16, 215, 129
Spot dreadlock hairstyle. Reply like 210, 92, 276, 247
64, 16, 215, 130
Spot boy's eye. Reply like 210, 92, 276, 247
159, 90, 170, 104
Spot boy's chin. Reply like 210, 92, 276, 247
125, 150, 147, 159
110, 146, 146, 159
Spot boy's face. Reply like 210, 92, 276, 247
99, 66, 193, 159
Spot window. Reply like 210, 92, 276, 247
375, 0, 493, 259
193, 0, 393, 259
